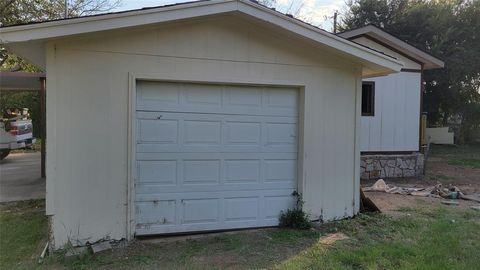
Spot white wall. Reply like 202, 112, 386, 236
46, 15, 362, 249
426, 127, 454, 144
360, 72, 421, 152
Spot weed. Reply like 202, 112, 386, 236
279, 192, 311, 229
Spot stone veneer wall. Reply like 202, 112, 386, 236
360, 153, 424, 180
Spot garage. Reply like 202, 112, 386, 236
135, 82, 298, 235
0, 0, 404, 249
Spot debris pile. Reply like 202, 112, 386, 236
363, 179, 480, 203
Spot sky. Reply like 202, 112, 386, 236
113, 0, 345, 31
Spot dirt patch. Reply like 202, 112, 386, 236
426, 157, 480, 194
362, 145, 480, 216
87, 228, 320, 270
365, 192, 478, 217
318, 233, 349, 245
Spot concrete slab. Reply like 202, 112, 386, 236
90, 241, 112, 254
0, 152, 45, 202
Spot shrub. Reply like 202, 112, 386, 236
279, 191, 311, 229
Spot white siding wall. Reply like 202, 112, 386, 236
361, 72, 421, 152
46, 15, 362, 248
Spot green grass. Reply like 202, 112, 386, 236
50, 207, 480, 270
0, 200, 47, 270
429, 144, 480, 169
278, 208, 480, 270
56, 229, 321, 270
1, 200, 480, 270
448, 158, 480, 169
429, 144, 480, 159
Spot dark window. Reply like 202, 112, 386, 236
362, 82, 375, 116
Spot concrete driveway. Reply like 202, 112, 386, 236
0, 152, 45, 202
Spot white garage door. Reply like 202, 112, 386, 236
135, 81, 298, 235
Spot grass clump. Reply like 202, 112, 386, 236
279, 209, 311, 229
279, 191, 311, 230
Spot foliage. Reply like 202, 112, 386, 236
341, 0, 480, 143
0, 0, 121, 71
0, 90, 41, 137
279, 191, 312, 229
0, 1, 121, 138
279, 208, 312, 230
341, 0, 408, 29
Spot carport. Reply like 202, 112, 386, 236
0, 71, 46, 177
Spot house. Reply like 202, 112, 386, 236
338, 25, 444, 179
0, 0, 403, 249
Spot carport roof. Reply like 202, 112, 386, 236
0, 0, 403, 77
0, 72, 46, 91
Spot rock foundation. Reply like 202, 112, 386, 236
360, 153, 424, 180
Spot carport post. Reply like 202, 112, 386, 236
40, 77, 46, 178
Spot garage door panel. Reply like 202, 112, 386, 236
264, 195, 296, 220
224, 121, 261, 145
135, 82, 298, 235
265, 88, 298, 110
184, 120, 222, 145
137, 81, 180, 105
136, 200, 176, 226
136, 192, 294, 235
136, 189, 295, 202
137, 144, 297, 153
264, 159, 297, 182
182, 198, 220, 225
225, 86, 262, 107
184, 84, 222, 106
266, 123, 297, 146
136, 182, 296, 196
183, 160, 220, 185
136, 157, 296, 193
137, 82, 298, 117
136, 111, 297, 122
224, 159, 260, 183
136, 152, 297, 160
136, 219, 277, 235
224, 197, 259, 222
135, 190, 295, 236
136, 112, 297, 153
137, 119, 178, 144
137, 160, 177, 185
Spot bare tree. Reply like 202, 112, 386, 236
259, 0, 306, 16
66, 0, 122, 17
0, 0, 121, 70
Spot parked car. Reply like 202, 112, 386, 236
0, 108, 36, 160
0, 121, 16, 160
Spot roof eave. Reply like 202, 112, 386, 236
338, 25, 444, 70
0, 0, 403, 75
